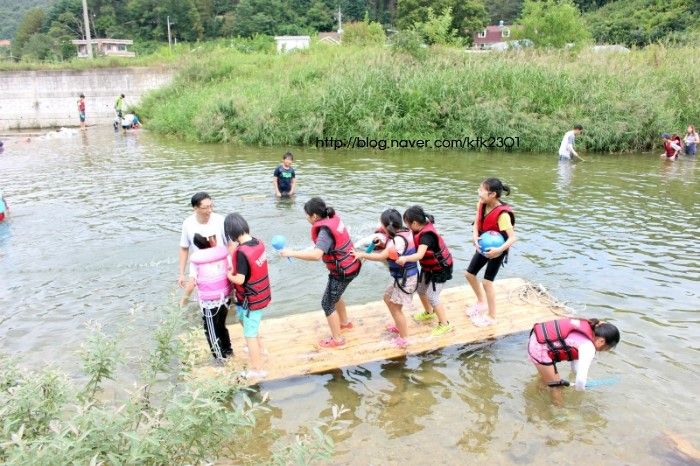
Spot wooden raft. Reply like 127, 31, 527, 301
190, 278, 567, 383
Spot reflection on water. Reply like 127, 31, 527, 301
0, 129, 698, 463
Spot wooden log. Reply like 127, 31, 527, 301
189, 278, 568, 384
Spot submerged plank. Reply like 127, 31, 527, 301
190, 278, 568, 384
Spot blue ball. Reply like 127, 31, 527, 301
271, 235, 287, 250
478, 231, 505, 255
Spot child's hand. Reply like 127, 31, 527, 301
351, 249, 365, 259
279, 248, 291, 258
484, 247, 503, 259
227, 271, 236, 283
396, 256, 407, 266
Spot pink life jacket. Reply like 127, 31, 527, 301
190, 246, 231, 302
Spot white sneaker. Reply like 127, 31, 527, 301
241, 369, 268, 379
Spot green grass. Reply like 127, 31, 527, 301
136, 43, 700, 152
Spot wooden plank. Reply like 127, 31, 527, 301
189, 278, 568, 383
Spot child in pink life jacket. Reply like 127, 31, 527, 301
353, 208, 419, 348
528, 318, 620, 402
189, 233, 233, 361
465, 178, 517, 327
225, 213, 271, 379
280, 197, 361, 349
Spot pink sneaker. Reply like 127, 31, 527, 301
392, 336, 408, 348
466, 302, 487, 317
319, 337, 346, 348
385, 324, 400, 334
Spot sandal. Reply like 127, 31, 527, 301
319, 337, 346, 348
385, 324, 400, 334
392, 336, 408, 348
340, 321, 354, 331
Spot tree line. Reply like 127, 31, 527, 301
3, 0, 699, 62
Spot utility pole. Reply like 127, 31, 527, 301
337, 6, 343, 34
167, 16, 172, 50
81, 0, 93, 58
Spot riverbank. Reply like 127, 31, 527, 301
137, 44, 700, 152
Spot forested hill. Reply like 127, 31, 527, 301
0, 0, 53, 39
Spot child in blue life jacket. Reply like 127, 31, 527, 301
465, 178, 517, 327
353, 209, 419, 348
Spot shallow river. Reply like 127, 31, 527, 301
0, 129, 698, 464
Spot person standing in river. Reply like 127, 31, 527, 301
77, 93, 86, 130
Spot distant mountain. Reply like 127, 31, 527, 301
0, 0, 54, 39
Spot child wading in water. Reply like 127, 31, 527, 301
225, 213, 271, 379
397, 206, 454, 336
528, 317, 620, 404
280, 197, 361, 348
353, 209, 419, 348
466, 178, 517, 327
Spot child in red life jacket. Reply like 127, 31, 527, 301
466, 178, 517, 327
528, 318, 620, 402
397, 206, 454, 337
280, 197, 361, 348
661, 133, 682, 160
352, 209, 419, 348
225, 213, 271, 379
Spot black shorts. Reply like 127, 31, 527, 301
321, 274, 355, 316
466, 251, 505, 282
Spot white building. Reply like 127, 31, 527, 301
274, 36, 310, 53
71, 39, 135, 58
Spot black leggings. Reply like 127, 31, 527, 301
201, 303, 233, 359
466, 251, 505, 282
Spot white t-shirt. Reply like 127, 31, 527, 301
180, 213, 226, 277
558, 130, 576, 157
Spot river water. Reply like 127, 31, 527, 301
0, 129, 698, 464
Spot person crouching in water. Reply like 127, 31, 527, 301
280, 197, 361, 348
224, 213, 271, 379
529, 318, 620, 403
189, 233, 233, 361
397, 206, 454, 336
466, 178, 517, 327
353, 209, 419, 348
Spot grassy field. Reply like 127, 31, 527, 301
133, 42, 700, 152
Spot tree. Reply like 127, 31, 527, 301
487, 0, 523, 25
396, 0, 488, 42
517, 0, 591, 47
12, 8, 45, 58
587, 0, 696, 47
414, 7, 461, 45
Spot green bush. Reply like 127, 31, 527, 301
341, 21, 387, 46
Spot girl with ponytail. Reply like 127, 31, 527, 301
528, 317, 620, 403
280, 197, 361, 348
466, 178, 517, 327
353, 209, 419, 348
397, 205, 454, 337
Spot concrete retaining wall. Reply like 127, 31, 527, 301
0, 67, 173, 130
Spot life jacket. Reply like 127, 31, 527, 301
189, 246, 231, 303
477, 202, 515, 239
532, 318, 595, 364
414, 222, 453, 273
311, 215, 361, 278
387, 230, 419, 282
232, 239, 271, 311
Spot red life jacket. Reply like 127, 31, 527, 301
477, 202, 515, 237
232, 239, 271, 310
532, 318, 595, 363
311, 215, 361, 278
664, 139, 680, 158
414, 222, 453, 273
